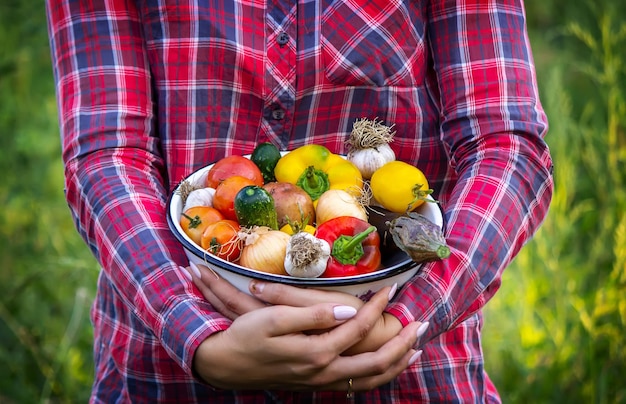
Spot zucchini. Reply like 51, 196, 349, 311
250, 142, 282, 183
234, 185, 279, 229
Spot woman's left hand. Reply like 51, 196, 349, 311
185, 263, 428, 355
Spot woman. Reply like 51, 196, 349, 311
46, 0, 553, 401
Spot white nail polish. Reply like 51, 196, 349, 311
189, 262, 202, 279
408, 350, 423, 366
416, 321, 429, 339
334, 305, 357, 321
388, 283, 398, 300
179, 266, 192, 281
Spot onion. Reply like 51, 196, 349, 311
239, 227, 291, 275
315, 189, 368, 225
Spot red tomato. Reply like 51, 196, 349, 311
212, 175, 256, 220
180, 206, 224, 246
206, 155, 264, 188
201, 219, 242, 262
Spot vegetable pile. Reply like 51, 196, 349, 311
177, 119, 450, 279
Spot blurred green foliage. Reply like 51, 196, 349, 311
0, 0, 624, 402
0, 1, 98, 402
484, 1, 626, 403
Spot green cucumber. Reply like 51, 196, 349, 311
250, 142, 282, 183
234, 185, 279, 229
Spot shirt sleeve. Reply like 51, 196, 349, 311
46, 0, 231, 376
386, 0, 554, 336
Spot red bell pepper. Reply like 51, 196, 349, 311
315, 216, 381, 277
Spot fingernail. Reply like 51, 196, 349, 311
250, 281, 265, 294
408, 350, 423, 366
179, 266, 192, 281
189, 262, 201, 279
388, 283, 398, 300
416, 321, 429, 339
333, 305, 357, 321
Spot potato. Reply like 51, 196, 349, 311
263, 182, 316, 228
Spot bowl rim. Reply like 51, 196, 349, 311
166, 154, 443, 286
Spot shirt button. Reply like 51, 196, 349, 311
277, 32, 289, 46
271, 108, 285, 120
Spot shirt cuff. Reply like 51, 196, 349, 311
159, 297, 232, 378
384, 255, 461, 340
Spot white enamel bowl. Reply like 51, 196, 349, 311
167, 157, 443, 300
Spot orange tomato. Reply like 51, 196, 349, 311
206, 155, 264, 188
180, 206, 224, 246
212, 175, 257, 220
201, 219, 242, 262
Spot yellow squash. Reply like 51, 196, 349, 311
370, 160, 433, 214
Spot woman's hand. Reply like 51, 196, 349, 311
244, 277, 416, 355
186, 262, 429, 357
190, 272, 424, 392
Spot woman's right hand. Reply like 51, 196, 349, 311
192, 285, 423, 392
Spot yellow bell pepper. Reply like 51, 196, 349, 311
279, 222, 316, 235
274, 145, 363, 200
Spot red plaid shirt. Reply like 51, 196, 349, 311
47, 0, 553, 402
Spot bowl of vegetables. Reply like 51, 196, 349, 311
167, 123, 449, 299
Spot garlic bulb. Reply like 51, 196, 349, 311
346, 118, 396, 179
347, 144, 396, 179
284, 232, 331, 278
183, 187, 216, 210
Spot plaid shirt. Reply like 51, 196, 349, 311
47, 0, 553, 402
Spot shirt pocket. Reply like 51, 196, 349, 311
320, 0, 426, 87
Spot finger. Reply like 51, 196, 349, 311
415, 321, 430, 346
316, 351, 419, 394
261, 286, 392, 361
188, 262, 266, 316
342, 349, 423, 393
250, 280, 364, 309
184, 264, 239, 319
321, 286, 393, 352
349, 323, 425, 391
199, 283, 242, 319
307, 320, 424, 390
245, 302, 359, 339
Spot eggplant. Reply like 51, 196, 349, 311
387, 212, 450, 263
